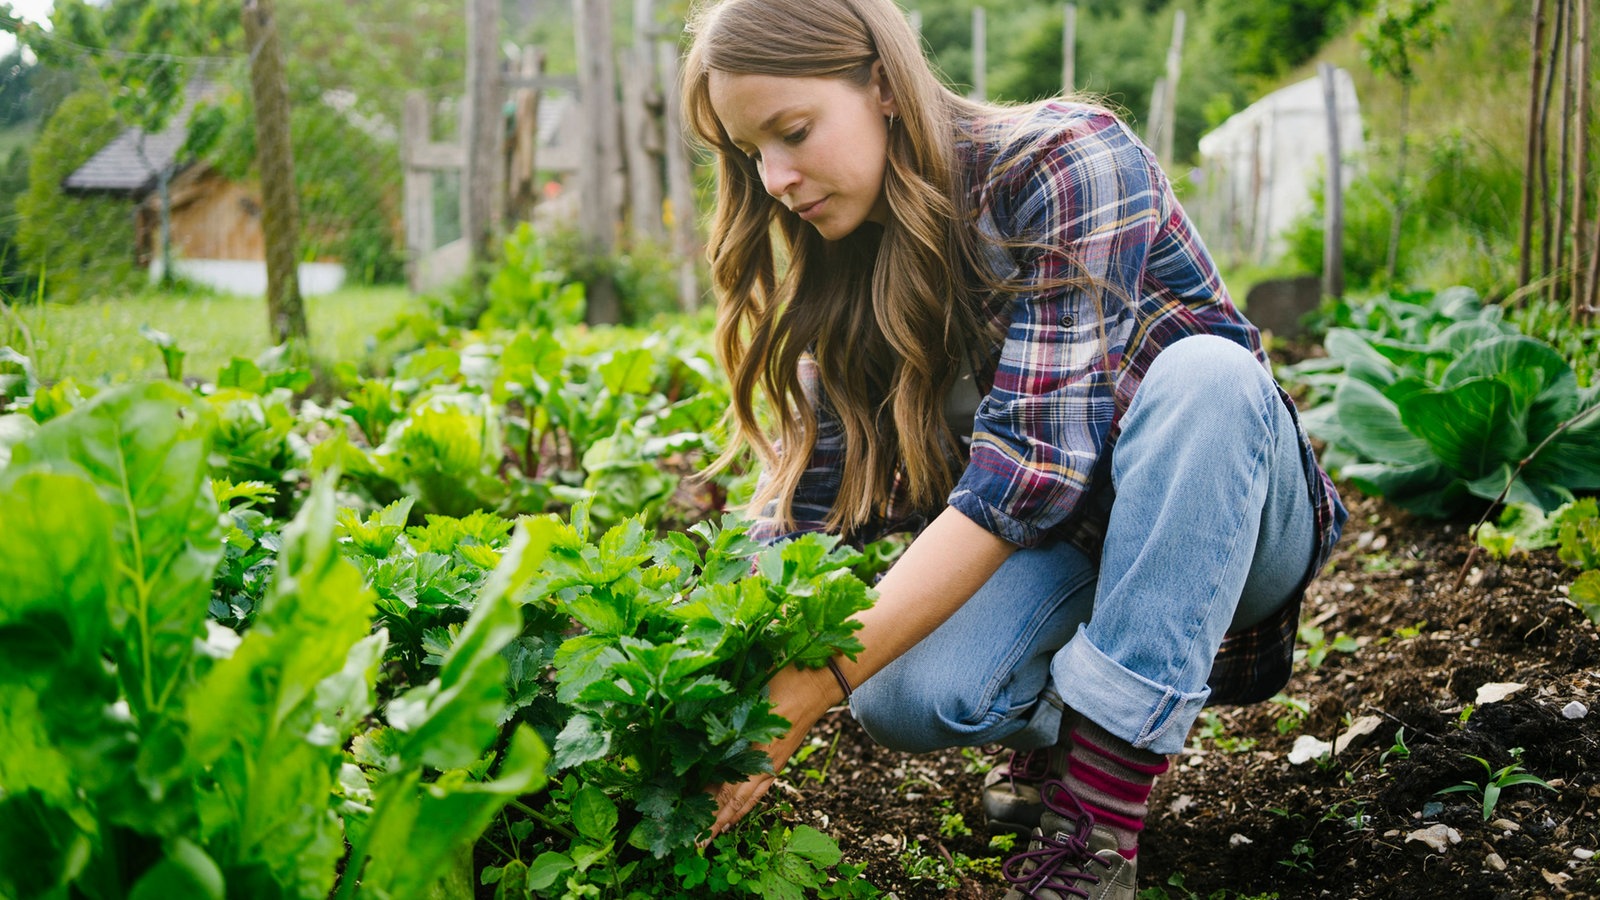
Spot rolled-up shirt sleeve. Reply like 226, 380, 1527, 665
744, 353, 845, 544
948, 113, 1164, 548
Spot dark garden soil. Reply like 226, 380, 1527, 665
774, 490, 1600, 899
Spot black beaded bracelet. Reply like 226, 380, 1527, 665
826, 657, 853, 701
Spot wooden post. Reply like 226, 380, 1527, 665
403, 93, 436, 290
463, 0, 503, 267
1319, 63, 1345, 302
1569, 0, 1591, 318
624, 0, 665, 240
1159, 9, 1185, 165
1539, 1, 1566, 297
506, 47, 544, 226
1145, 77, 1166, 149
1061, 4, 1076, 94
659, 38, 700, 312
242, 0, 307, 347
1521, 0, 1548, 292
575, 0, 623, 324
1555, 0, 1574, 305
970, 7, 986, 101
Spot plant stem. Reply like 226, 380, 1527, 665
507, 798, 580, 842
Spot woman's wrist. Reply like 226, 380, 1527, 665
770, 660, 847, 733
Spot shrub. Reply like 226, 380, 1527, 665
13, 90, 140, 303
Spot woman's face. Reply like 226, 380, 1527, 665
708, 66, 898, 240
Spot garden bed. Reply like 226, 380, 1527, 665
764, 492, 1600, 899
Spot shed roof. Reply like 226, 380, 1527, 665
62, 79, 217, 197
61, 124, 190, 196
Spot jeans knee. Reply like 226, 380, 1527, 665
1141, 335, 1274, 423
851, 668, 983, 753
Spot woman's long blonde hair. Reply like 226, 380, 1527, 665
684, 0, 1066, 537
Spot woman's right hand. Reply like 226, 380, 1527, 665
705, 662, 843, 838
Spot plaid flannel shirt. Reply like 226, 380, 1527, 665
749, 102, 1346, 705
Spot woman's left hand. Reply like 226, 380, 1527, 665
705, 662, 841, 839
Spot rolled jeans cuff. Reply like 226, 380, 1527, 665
1054, 631, 1211, 755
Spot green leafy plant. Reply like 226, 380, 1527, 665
1269, 694, 1311, 736
1435, 747, 1557, 820
1379, 727, 1411, 767
1287, 287, 1600, 517
1296, 625, 1360, 669
0, 382, 546, 898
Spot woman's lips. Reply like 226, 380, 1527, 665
794, 197, 826, 220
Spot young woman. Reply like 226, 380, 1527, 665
682, 1, 1347, 897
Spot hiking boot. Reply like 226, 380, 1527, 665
982, 746, 1067, 834
1001, 781, 1137, 900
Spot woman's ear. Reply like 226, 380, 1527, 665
871, 59, 899, 118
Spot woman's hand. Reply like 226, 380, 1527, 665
706, 508, 1016, 838
706, 662, 842, 838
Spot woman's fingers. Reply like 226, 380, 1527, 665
708, 772, 777, 837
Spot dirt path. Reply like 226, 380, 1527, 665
778, 493, 1600, 899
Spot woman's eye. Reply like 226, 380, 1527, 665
783, 127, 809, 145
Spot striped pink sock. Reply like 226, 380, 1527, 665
1049, 718, 1170, 859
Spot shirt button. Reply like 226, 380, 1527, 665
1059, 313, 1075, 327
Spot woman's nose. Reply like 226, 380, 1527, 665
760, 155, 799, 199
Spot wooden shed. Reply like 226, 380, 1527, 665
63, 97, 347, 296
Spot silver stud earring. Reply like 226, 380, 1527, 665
887, 113, 896, 130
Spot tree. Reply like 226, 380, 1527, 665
1210, 0, 1375, 81
243, 0, 307, 348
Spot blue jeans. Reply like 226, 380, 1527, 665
851, 335, 1318, 755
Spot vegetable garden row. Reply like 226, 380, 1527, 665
0, 265, 1596, 899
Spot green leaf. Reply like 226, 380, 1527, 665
526, 852, 576, 891
570, 785, 619, 842
1333, 378, 1434, 465
599, 348, 657, 396
1398, 378, 1524, 478
0, 792, 89, 898
1570, 571, 1600, 625
388, 520, 555, 771
783, 825, 843, 866
1524, 402, 1600, 493
1323, 328, 1398, 387
185, 476, 382, 894
355, 726, 549, 900
128, 838, 224, 900
11, 382, 222, 723
552, 713, 612, 770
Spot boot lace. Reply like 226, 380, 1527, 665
1001, 781, 1112, 899
1002, 747, 1052, 789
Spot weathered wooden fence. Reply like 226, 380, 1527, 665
402, 0, 701, 320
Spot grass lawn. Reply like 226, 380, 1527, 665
1, 284, 424, 385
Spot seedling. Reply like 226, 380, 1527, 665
937, 801, 973, 839
1435, 747, 1557, 820
1191, 710, 1259, 753
1296, 624, 1359, 669
1268, 694, 1311, 735
1277, 839, 1316, 874
1379, 727, 1411, 766
960, 746, 997, 775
